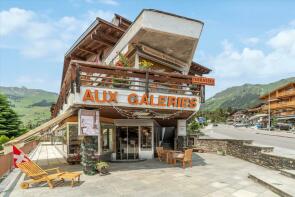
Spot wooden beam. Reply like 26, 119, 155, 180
93, 31, 118, 44
76, 65, 81, 93
77, 47, 97, 55
91, 34, 113, 47
70, 54, 86, 60
138, 44, 188, 68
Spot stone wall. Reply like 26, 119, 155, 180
193, 139, 229, 152
193, 138, 295, 170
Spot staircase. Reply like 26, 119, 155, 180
248, 169, 295, 197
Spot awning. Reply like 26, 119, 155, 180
4, 109, 77, 146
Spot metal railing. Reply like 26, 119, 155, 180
52, 60, 214, 117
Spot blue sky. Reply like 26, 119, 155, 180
0, 0, 295, 98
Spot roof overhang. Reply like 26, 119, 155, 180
4, 109, 77, 146
105, 9, 204, 73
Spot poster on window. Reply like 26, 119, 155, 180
78, 109, 100, 136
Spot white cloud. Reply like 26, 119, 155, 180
87, 10, 114, 21
268, 29, 295, 55
0, 7, 115, 59
204, 22, 295, 98
85, 0, 119, 6
99, 0, 119, 5
0, 8, 34, 36
243, 37, 260, 45
21, 39, 64, 58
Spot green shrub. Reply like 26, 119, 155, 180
0, 135, 10, 150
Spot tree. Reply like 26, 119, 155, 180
0, 135, 10, 150
0, 93, 22, 138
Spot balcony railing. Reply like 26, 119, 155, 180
277, 89, 295, 98
280, 111, 295, 116
262, 100, 295, 111
52, 60, 214, 117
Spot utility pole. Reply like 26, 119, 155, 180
268, 90, 271, 131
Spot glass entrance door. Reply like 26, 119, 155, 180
116, 126, 139, 160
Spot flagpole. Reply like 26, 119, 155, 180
268, 90, 271, 131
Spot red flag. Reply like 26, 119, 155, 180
13, 145, 30, 168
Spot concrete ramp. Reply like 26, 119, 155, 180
249, 170, 295, 197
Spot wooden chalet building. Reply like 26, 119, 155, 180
259, 82, 295, 125
7, 10, 215, 162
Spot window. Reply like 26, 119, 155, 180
140, 126, 152, 150
102, 126, 113, 152
68, 124, 80, 154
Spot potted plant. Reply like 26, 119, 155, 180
139, 60, 153, 69
96, 161, 110, 175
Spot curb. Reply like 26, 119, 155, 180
248, 173, 292, 197
255, 132, 295, 139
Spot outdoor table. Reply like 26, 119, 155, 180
59, 172, 81, 187
163, 150, 182, 164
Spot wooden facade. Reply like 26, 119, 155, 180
260, 82, 295, 117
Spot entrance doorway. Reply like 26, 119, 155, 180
116, 126, 139, 160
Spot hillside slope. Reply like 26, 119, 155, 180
0, 86, 58, 125
203, 77, 295, 111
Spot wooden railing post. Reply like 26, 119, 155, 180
145, 71, 149, 97
76, 64, 81, 93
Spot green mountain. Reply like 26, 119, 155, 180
0, 86, 58, 126
203, 77, 295, 111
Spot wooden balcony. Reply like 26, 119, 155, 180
52, 60, 215, 117
261, 100, 295, 111
280, 111, 295, 116
277, 89, 295, 98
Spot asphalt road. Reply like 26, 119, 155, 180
203, 124, 295, 157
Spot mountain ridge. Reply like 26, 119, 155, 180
0, 86, 58, 125
203, 77, 295, 111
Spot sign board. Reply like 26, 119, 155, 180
74, 87, 201, 112
78, 109, 100, 136
192, 76, 215, 86
177, 119, 187, 136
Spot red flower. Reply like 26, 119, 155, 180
116, 61, 123, 67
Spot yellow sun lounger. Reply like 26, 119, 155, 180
17, 160, 81, 189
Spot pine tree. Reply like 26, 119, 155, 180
0, 93, 21, 138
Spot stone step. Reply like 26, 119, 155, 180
280, 170, 295, 180
248, 170, 295, 197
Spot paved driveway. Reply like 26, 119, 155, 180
7, 145, 278, 197
203, 124, 295, 158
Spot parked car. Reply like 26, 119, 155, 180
276, 123, 292, 131
234, 123, 247, 127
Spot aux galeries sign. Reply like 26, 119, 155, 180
73, 87, 201, 111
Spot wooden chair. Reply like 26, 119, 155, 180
17, 160, 79, 189
173, 149, 193, 169
156, 147, 165, 161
